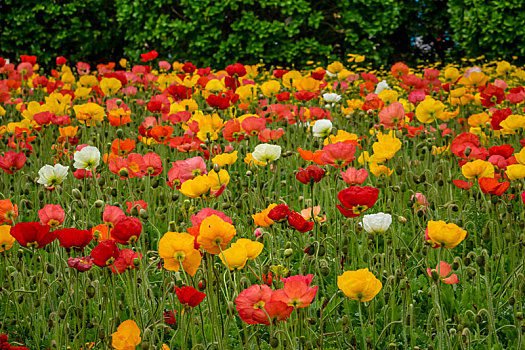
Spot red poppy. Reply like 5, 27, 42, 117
268, 204, 290, 222
10, 222, 56, 249
321, 142, 356, 168
293, 91, 316, 102
452, 179, 473, 189
111, 249, 142, 273
175, 286, 206, 307
67, 256, 94, 272
56, 56, 67, 65
206, 91, 239, 110
90, 240, 120, 267
166, 84, 192, 100
288, 211, 314, 232
20, 55, 37, 65
111, 217, 142, 245
311, 70, 326, 81
491, 108, 512, 131
164, 310, 177, 326
258, 128, 285, 142
276, 91, 290, 102
140, 50, 158, 62
0, 333, 30, 350
478, 177, 509, 196
183, 62, 196, 74
273, 274, 318, 309
241, 117, 266, 136
235, 284, 292, 325
55, 228, 93, 250
0, 151, 26, 175
489, 145, 514, 159
103, 205, 125, 228
223, 119, 245, 143
336, 186, 379, 217
480, 84, 505, 107
296, 165, 325, 184
226, 63, 247, 77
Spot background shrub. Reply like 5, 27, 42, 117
0, 0, 522, 68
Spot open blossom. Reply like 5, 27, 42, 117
235, 285, 293, 325
37, 164, 69, 188
38, 204, 65, 228
73, 145, 101, 171
273, 274, 318, 309
252, 144, 281, 164
361, 213, 392, 234
341, 167, 368, 185
338, 268, 382, 302
312, 119, 333, 137
427, 261, 459, 284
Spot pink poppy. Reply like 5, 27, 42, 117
340, 167, 368, 185
426, 261, 459, 284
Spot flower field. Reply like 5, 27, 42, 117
0, 53, 524, 349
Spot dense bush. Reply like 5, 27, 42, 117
448, 0, 525, 60
0, 0, 123, 66
0, 0, 522, 67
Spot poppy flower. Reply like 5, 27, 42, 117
111, 249, 142, 273
0, 199, 18, 225
480, 84, 505, 107
336, 186, 379, 217
273, 274, 318, 309
90, 240, 120, 267
0, 225, 15, 252
252, 204, 277, 227
0, 151, 26, 174
110, 138, 136, 156
111, 217, 142, 245
10, 222, 56, 249
164, 310, 177, 326
321, 142, 356, 168
140, 50, 158, 62
288, 211, 314, 233
219, 244, 249, 270
103, 205, 126, 228
56, 228, 93, 250
478, 177, 509, 195
361, 213, 392, 235
172, 156, 207, 183
232, 239, 264, 260
268, 204, 290, 222
340, 167, 368, 185
197, 215, 236, 254
461, 159, 495, 179
235, 284, 293, 325
111, 320, 141, 350
338, 268, 382, 302
158, 231, 201, 276
258, 128, 285, 143
241, 117, 266, 136
223, 119, 245, 142
425, 220, 467, 249
251, 143, 282, 164
427, 261, 459, 284
67, 256, 94, 272
296, 165, 325, 184
175, 286, 206, 307
143, 152, 163, 176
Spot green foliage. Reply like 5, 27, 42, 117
0, 0, 523, 67
0, 0, 123, 66
448, 0, 525, 60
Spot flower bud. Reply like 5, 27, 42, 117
139, 209, 149, 220
94, 200, 104, 208
72, 188, 82, 200
86, 285, 96, 299
475, 255, 485, 267
284, 248, 293, 258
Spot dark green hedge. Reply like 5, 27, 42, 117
0, 0, 522, 68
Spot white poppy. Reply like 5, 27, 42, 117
74, 146, 101, 171
252, 144, 281, 164
37, 164, 69, 187
375, 80, 390, 94
323, 93, 342, 103
361, 213, 392, 234
312, 119, 333, 138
